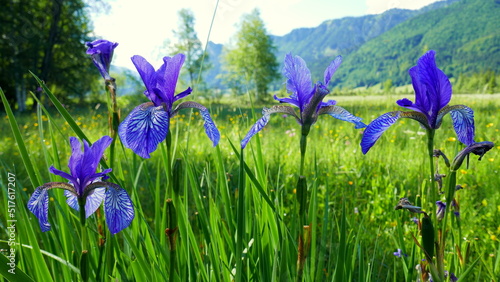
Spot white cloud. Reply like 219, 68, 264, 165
365, 0, 441, 14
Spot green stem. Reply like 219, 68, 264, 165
106, 78, 119, 169
79, 198, 89, 282
297, 133, 308, 282
426, 129, 437, 209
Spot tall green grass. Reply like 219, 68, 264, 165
1, 88, 499, 281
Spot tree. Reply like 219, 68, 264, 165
0, 0, 96, 111
221, 9, 279, 100
170, 9, 210, 88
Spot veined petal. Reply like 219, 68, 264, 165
104, 187, 135, 234
27, 187, 51, 232
318, 105, 366, 129
64, 189, 79, 211
360, 111, 401, 154
241, 105, 299, 149
437, 105, 475, 146
173, 101, 220, 146
282, 53, 313, 110
161, 54, 186, 99
84, 188, 106, 218
323, 56, 342, 86
118, 102, 170, 158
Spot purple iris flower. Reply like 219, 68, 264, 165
393, 249, 408, 258
27, 136, 134, 234
436, 200, 446, 221
119, 54, 220, 158
241, 53, 366, 148
361, 50, 475, 154
85, 39, 118, 80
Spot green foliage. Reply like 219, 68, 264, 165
220, 9, 280, 100
170, 9, 211, 88
338, 0, 500, 88
1, 89, 499, 281
0, 0, 97, 111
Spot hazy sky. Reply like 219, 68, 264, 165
90, 0, 441, 69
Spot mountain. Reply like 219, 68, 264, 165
337, 0, 500, 87
205, 0, 498, 90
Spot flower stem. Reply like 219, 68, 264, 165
426, 129, 437, 209
297, 133, 308, 281
105, 78, 119, 169
78, 198, 89, 282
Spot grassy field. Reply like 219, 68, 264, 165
1, 91, 499, 281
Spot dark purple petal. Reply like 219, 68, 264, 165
282, 53, 313, 110
360, 111, 401, 154
273, 95, 301, 108
118, 102, 170, 158
417, 50, 452, 111
27, 187, 51, 232
173, 87, 193, 103
161, 54, 186, 101
320, 100, 336, 107
68, 137, 84, 181
317, 105, 366, 129
241, 105, 299, 149
131, 55, 162, 105
80, 136, 112, 187
173, 101, 220, 146
84, 168, 113, 187
323, 56, 342, 85
86, 39, 118, 80
408, 66, 430, 114
49, 166, 77, 185
104, 187, 135, 234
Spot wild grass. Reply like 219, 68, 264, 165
1, 89, 499, 281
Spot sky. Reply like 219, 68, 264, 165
90, 0, 441, 70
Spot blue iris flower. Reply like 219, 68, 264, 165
119, 54, 220, 158
85, 39, 118, 81
361, 50, 475, 154
27, 136, 134, 234
241, 53, 366, 149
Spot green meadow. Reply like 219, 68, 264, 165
1, 91, 499, 281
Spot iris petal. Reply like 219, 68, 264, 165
173, 101, 220, 146
81, 136, 112, 185
241, 105, 299, 149
49, 166, 78, 185
361, 111, 401, 154
438, 105, 475, 146
131, 55, 161, 105
318, 105, 366, 129
118, 102, 170, 158
104, 187, 135, 234
273, 95, 301, 108
27, 187, 51, 232
84, 188, 106, 218
161, 54, 186, 102
282, 53, 313, 110
323, 56, 342, 86
64, 187, 105, 218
